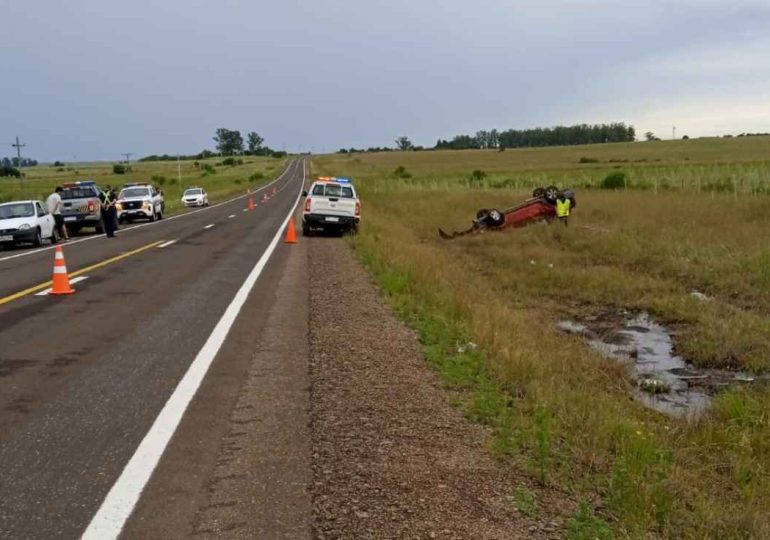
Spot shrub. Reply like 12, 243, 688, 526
393, 165, 412, 179
0, 165, 21, 178
57, 167, 65, 172
201, 163, 216, 175
249, 172, 265, 182
193, 161, 200, 169
467, 169, 487, 187
151, 175, 166, 185
53, 161, 64, 167
113, 163, 126, 174
600, 171, 627, 189
579, 157, 599, 163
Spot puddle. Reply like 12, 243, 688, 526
557, 313, 765, 419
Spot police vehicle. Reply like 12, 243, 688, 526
60, 181, 105, 234
302, 177, 360, 235
116, 183, 165, 222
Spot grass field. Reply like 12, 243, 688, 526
0, 156, 288, 215
313, 137, 770, 538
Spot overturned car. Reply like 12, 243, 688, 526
439, 186, 576, 239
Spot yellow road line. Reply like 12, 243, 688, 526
0, 240, 166, 306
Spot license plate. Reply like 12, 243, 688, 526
64, 216, 77, 222
0, 235, 12, 241
325, 216, 339, 222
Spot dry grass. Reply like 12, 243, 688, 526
312, 139, 770, 538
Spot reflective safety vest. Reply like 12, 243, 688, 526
556, 198, 571, 217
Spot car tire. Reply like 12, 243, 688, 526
33, 228, 43, 247
544, 185, 559, 204
302, 223, 310, 236
51, 227, 60, 244
150, 209, 157, 222
532, 187, 546, 199
157, 208, 163, 220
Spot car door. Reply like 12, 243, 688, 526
36, 202, 53, 237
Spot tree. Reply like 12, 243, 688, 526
247, 132, 264, 153
644, 131, 656, 141
395, 136, 414, 151
213, 128, 244, 155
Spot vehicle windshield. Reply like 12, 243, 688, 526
0, 203, 35, 219
311, 183, 355, 198
184, 189, 202, 196
62, 187, 97, 199
120, 188, 150, 199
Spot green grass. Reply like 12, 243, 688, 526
313, 137, 770, 538
0, 156, 288, 215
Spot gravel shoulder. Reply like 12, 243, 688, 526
308, 237, 572, 539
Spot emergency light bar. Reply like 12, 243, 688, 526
63, 181, 97, 187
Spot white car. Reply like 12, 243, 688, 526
0, 200, 59, 247
182, 187, 209, 207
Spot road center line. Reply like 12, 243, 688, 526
0, 240, 166, 306
228, 214, 236, 218
81, 162, 306, 540
203, 224, 215, 230
157, 240, 177, 248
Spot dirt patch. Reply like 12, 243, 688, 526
308, 238, 572, 539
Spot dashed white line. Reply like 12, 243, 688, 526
242, 208, 249, 212
34, 276, 89, 295
203, 224, 215, 230
81, 160, 306, 540
157, 240, 177, 248
228, 214, 236, 219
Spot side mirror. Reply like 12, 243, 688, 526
302, 190, 307, 197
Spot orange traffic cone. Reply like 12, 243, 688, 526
248, 193, 255, 211
50, 246, 75, 295
284, 217, 298, 244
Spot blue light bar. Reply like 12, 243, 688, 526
333, 177, 351, 183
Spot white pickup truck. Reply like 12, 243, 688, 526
302, 177, 360, 235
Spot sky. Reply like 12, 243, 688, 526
1, 0, 769, 161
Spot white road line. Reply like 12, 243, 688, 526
242, 208, 248, 212
0, 161, 298, 264
34, 276, 89, 296
157, 240, 177, 248
228, 214, 236, 218
203, 224, 215, 230
81, 161, 305, 540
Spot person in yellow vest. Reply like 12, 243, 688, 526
556, 192, 571, 226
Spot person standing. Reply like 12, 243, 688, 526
100, 185, 118, 238
556, 192, 571, 227
46, 186, 69, 241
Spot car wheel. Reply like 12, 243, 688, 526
544, 185, 559, 204
302, 223, 311, 236
157, 207, 163, 220
51, 227, 60, 244
33, 228, 43, 247
150, 209, 157, 222
532, 187, 546, 199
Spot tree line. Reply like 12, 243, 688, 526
139, 128, 287, 162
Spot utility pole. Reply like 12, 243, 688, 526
177, 154, 182, 185
121, 152, 133, 168
672, 126, 676, 140
12, 136, 25, 181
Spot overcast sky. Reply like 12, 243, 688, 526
2, 0, 769, 161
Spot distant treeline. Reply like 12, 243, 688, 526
138, 149, 287, 162
436, 123, 636, 150
1, 156, 38, 167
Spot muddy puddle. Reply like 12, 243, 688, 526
557, 312, 766, 419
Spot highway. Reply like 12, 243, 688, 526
0, 159, 307, 538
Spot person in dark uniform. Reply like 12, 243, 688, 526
100, 185, 118, 237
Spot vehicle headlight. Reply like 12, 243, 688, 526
116, 203, 123, 210
18, 223, 31, 230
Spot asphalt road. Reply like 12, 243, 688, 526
0, 159, 307, 539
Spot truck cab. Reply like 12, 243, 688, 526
302, 177, 360, 235
117, 183, 165, 222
